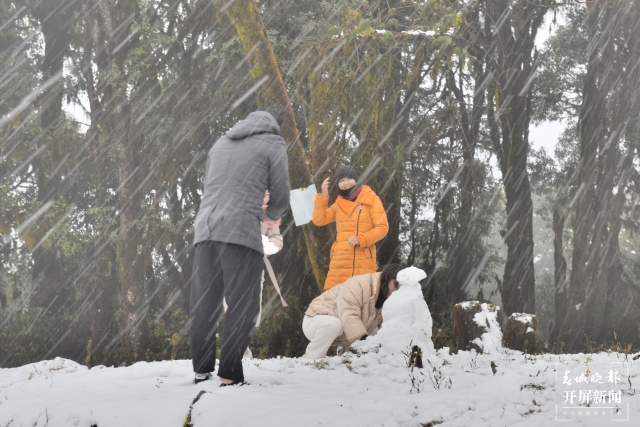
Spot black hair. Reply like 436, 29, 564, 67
375, 263, 403, 308
256, 107, 284, 127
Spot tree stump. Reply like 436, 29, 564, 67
502, 313, 539, 353
452, 301, 503, 353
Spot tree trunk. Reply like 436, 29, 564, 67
447, 17, 487, 306
29, 1, 75, 311
220, 0, 331, 290
550, 207, 567, 347
489, 0, 551, 316
369, 45, 427, 267
93, 0, 148, 361
375, 78, 407, 267
558, 0, 640, 351
446, 4, 488, 305
561, 2, 607, 350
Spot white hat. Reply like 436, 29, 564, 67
396, 266, 427, 288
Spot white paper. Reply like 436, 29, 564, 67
289, 184, 317, 226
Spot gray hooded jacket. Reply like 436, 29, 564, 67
193, 111, 290, 254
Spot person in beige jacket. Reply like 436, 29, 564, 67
302, 264, 403, 358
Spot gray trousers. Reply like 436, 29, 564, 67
190, 241, 263, 382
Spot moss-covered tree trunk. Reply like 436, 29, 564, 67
220, 0, 330, 290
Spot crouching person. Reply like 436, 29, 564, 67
302, 264, 402, 358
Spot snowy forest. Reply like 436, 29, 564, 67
1, 0, 640, 373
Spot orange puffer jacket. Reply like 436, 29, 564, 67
312, 185, 389, 290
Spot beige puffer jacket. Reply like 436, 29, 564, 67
305, 272, 383, 347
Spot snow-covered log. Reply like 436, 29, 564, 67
452, 301, 503, 353
502, 313, 540, 354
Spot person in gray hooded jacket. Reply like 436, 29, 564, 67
191, 108, 290, 385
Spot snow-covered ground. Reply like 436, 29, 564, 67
1, 350, 637, 426
1, 268, 637, 426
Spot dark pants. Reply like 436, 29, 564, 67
190, 241, 263, 382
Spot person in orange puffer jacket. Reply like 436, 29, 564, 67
313, 165, 389, 290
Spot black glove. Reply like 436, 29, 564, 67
359, 334, 368, 341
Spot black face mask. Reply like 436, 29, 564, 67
339, 184, 361, 198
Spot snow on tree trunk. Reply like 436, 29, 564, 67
502, 313, 540, 354
452, 301, 503, 354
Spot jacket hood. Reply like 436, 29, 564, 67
226, 111, 281, 140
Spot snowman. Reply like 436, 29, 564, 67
353, 266, 435, 355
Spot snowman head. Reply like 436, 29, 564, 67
396, 266, 427, 290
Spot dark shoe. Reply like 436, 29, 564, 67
194, 373, 211, 384
219, 380, 249, 387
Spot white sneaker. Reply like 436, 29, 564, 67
194, 373, 211, 384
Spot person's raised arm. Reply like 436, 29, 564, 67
312, 177, 336, 226
266, 139, 290, 222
